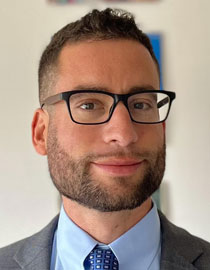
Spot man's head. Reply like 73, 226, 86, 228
32, 8, 168, 213
38, 8, 159, 106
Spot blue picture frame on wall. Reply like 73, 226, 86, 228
148, 34, 163, 90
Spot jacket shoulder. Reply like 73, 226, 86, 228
159, 211, 210, 268
0, 215, 59, 269
0, 238, 28, 268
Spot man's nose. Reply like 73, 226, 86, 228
102, 102, 139, 147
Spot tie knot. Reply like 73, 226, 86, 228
84, 245, 119, 270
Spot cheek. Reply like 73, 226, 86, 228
56, 119, 101, 156
139, 124, 165, 148
151, 124, 165, 145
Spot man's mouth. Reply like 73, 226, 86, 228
91, 158, 144, 176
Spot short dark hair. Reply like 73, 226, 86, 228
38, 8, 159, 106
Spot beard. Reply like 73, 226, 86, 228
47, 127, 166, 212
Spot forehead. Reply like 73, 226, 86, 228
55, 39, 159, 94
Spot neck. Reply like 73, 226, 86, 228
62, 196, 152, 244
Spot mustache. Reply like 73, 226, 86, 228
78, 149, 156, 162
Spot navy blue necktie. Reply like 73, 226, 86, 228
84, 245, 119, 270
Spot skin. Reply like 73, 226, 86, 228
32, 39, 164, 244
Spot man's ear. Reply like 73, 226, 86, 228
32, 109, 49, 155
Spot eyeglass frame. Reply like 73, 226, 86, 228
41, 89, 176, 125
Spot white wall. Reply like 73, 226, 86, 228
0, 0, 210, 247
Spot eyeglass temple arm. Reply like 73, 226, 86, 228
41, 93, 62, 108
157, 97, 169, 109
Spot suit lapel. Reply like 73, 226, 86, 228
159, 211, 203, 270
161, 260, 197, 270
13, 215, 59, 270
160, 252, 198, 270
15, 246, 52, 270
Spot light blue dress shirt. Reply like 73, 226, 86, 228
51, 203, 161, 270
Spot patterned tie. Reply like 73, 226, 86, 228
84, 245, 119, 270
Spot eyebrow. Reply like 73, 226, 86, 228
71, 84, 157, 93
129, 85, 157, 93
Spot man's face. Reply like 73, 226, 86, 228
46, 39, 165, 212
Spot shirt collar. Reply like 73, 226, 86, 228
56, 203, 160, 270
110, 203, 161, 269
56, 206, 98, 269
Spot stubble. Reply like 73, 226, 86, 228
47, 125, 165, 212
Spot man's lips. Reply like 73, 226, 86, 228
91, 159, 144, 176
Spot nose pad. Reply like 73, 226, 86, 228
109, 103, 115, 115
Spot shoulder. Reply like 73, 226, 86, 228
0, 238, 28, 269
159, 211, 210, 251
0, 215, 59, 269
159, 211, 210, 268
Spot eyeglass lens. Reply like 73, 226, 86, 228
69, 92, 170, 124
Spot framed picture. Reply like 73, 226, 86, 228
148, 34, 163, 89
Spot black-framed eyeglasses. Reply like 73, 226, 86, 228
41, 90, 176, 125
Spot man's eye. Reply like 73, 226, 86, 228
80, 103, 96, 110
78, 100, 105, 111
133, 102, 150, 110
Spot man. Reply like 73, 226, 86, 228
0, 8, 210, 270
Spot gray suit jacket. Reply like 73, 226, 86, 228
0, 212, 210, 270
